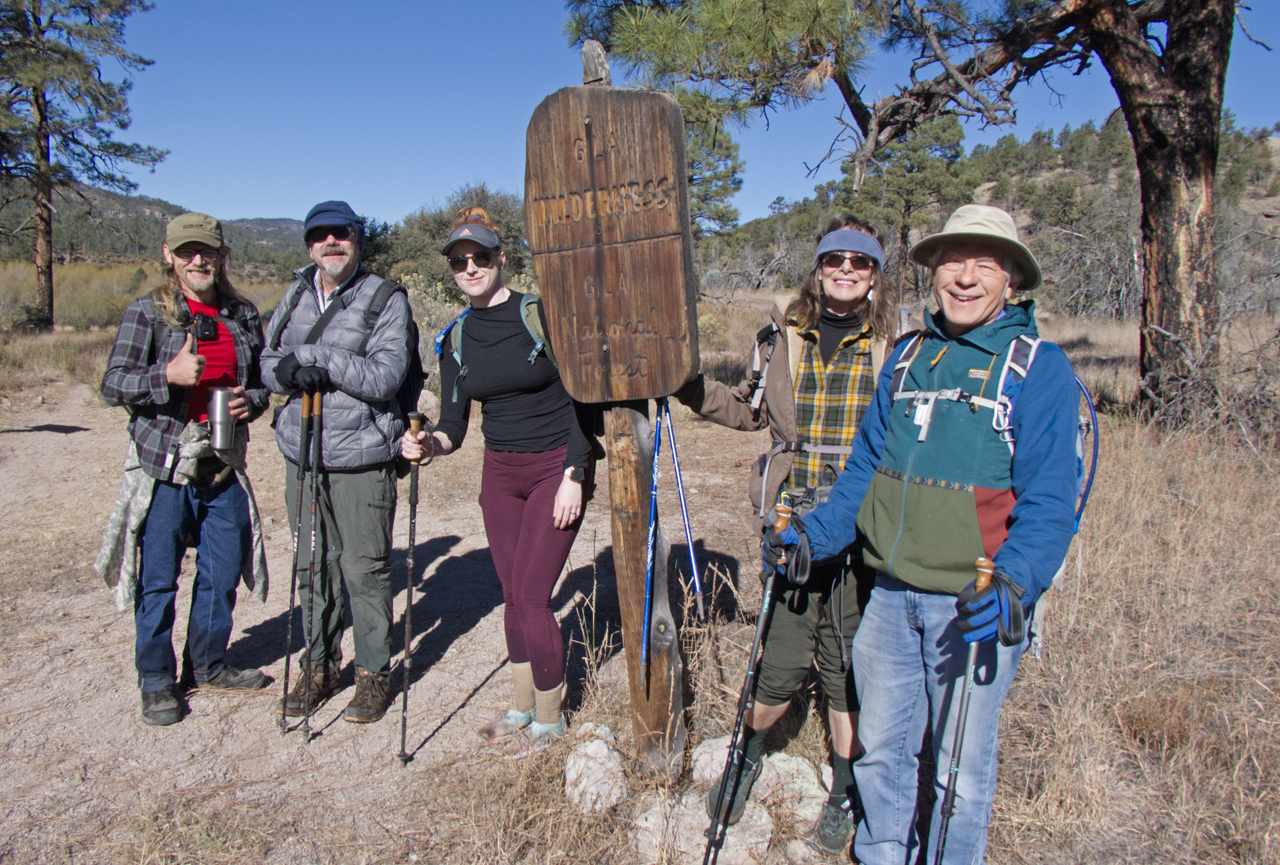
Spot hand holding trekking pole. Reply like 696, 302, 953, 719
280, 391, 313, 734
703, 500, 792, 865
935, 557, 994, 865
398, 412, 428, 766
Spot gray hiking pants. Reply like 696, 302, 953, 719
285, 461, 396, 678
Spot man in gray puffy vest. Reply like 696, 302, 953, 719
261, 200, 412, 724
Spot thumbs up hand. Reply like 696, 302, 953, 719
165, 332, 206, 386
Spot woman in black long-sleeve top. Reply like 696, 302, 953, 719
403, 207, 593, 751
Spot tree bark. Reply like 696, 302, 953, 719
1086, 0, 1233, 420
33, 88, 54, 329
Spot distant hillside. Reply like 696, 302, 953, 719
0, 185, 309, 282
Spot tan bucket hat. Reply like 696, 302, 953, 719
908, 204, 1041, 291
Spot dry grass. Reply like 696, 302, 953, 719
0, 329, 115, 397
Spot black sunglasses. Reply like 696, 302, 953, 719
447, 250, 497, 272
820, 251, 875, 271
306, 225, 354, 245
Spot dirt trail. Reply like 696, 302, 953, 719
0, 383, 768, 862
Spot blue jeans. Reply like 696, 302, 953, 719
135, 476, 250, 693
851, 573, 1026, 865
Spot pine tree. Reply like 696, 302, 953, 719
0, 0, 164, 327
685, 122, 744, 239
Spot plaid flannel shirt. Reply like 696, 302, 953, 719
788, 323, 876, 493
101, 293, 269, 481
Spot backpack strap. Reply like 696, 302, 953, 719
354, 278, 404, 358
519, 293, 556, 366
434, 308, 471, 403
991, 334, 1041, 451
746, 322, 781, 411
889, 333, 924, 397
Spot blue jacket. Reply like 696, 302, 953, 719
802, 302, 1079, 602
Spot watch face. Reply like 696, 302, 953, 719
566, 466, 585, 482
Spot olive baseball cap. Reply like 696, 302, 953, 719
908, 204, 1042, 291
165, 212, 224, 250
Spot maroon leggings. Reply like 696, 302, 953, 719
478, 445, 586, 691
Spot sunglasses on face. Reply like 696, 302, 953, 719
447, 250, 497, 272
172, 246, 221, 262
820, 252, 875, 271
306, 225, 354, 245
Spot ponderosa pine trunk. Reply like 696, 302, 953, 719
1086, 0, 1234, 421
32, 88, 54, 329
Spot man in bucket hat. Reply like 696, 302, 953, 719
260, 200, 412, 724
763, 205, 1079, 862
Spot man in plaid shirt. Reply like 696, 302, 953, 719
101, 213, 271, 727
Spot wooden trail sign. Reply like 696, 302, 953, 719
525, 54, 696, 775
524, 86, 699, 403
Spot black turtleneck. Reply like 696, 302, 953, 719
817, 307, 865, 365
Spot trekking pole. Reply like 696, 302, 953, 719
279, 392, 313, 734
703, 499, 793, 865
935, 556, 995, 865
397, 412, 429, 766
661, 398, 705, 622
640, 403, 664, 693
302, 390, 323, 744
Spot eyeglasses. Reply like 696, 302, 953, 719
447, 250, 497, 272
172, 246, 221, 262
306, 225, 354, 245
820, 252, 875, 271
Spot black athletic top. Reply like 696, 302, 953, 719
436, 290, 593, 470
817, 307, 865, 365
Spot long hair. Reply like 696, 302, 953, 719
150, 253, 251, 327
786, 214, 899, 339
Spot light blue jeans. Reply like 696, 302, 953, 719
851, 573, 1027, 865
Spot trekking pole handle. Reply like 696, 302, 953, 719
312, 390, 322, 416
407, 412, 425, 465
975, 557, 994, 592
300, 391, 312, 421
773, 502, 793, 568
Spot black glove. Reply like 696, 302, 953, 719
275, 353, 301, 390
760, 516, 812, 586
295, 365, 330, 393
956, 568, 1028, 646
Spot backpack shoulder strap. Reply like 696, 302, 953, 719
267, 274, 313, 350
354, 276, 404, 358
746, 321, 781, 410
520, 293, 555, 366
889, 332, 925, 397
434, 308, 471, 403
991, 334, 1042, 450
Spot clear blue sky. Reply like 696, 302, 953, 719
118, 1, 1279, 226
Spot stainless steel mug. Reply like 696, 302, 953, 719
207, 387, 236, 450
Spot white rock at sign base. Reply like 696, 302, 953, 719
565, 729, 628, 814
768, 754, 827, 826
633, 792, 772, 865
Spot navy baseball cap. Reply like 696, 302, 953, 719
441, 222, 501, 255
304, 200, 363, 243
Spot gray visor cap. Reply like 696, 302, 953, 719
441, 223, 501, 255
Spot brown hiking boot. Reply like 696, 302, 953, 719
281, 659, 340, 717
342, 667, 391, 723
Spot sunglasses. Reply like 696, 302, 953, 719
306, 225, 354, 245
172, 246, 221, 262
820, 252, 875, 271
447, 250, 497, 272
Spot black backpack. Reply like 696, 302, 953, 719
272, 270, 425, 419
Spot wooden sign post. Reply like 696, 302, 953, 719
525, 46, 699, 775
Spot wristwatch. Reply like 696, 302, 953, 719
563, 465, 585, 483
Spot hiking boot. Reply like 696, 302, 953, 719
479, 709, 533, 744
806, 797, 856, 855
199, 666, 271, 691
141, 686, 181, 727
281, 660, 340, 717
342, 667, 391, 724
705, 757, 762, 826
